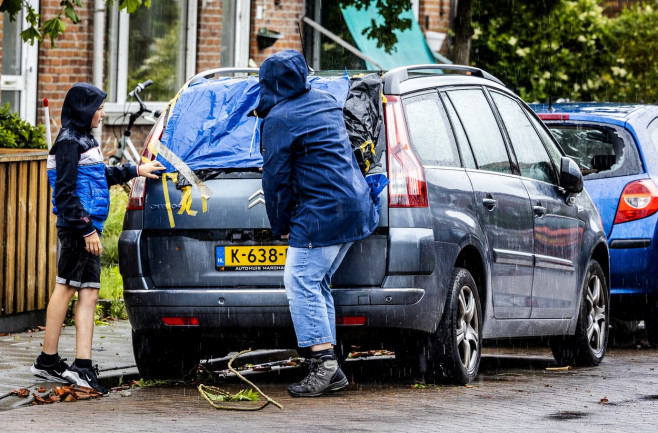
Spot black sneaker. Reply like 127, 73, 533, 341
30, 356, 70, 383
288, 356, 349, 397
61, 364, 108, 395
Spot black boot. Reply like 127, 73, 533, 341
288, 352, 349, 397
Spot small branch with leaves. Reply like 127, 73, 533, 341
0, 0, 150, 48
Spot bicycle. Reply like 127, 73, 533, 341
108, 79, 161, 167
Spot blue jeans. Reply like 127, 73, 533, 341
284, 242, 353, 348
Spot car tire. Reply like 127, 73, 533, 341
402, 268, 483, 385
132, 330, 200, 380
551, 260, 609, 366
644, 298, 658, 346
432, 268, 483, 384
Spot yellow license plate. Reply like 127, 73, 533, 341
216, 245, 288, 271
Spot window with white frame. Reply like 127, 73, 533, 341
104, 0, 197, 107
1, 1, 39, 124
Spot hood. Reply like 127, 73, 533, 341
254, 50, 310, 117
61, 83, 107, 131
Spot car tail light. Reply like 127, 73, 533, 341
126, 114, 166, 210
161, 317, 199, 326
384, 95, 428, 208
336, 316, 367, 325
614, 179, 658, 224
538, 113, 570, 121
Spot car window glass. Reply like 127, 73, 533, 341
529, 113, 564, 165
403, 93, 460, 167
648, 117, 658, 156
445, 89, 511, 174
546, 124, 642, 179
491, 92, 557, 184
442, 95, 477, 169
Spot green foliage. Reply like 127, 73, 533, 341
1, 0, 148, 47
204, 388, 260, 402
100, 265, 127, 319
471, 0, 616, 102
471, 0, 658, 103
606, 1, 658, 102
101, 186, 128, 266
0, 104, 46, 149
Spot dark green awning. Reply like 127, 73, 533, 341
341, 4, 437, 70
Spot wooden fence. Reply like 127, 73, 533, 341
0, 149, 57, 320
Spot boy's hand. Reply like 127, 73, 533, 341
138, 161, 166, 179
85, 232, 102, 256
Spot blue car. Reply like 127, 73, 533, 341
532, 103, 658, 343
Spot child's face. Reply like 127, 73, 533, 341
91, 102, 105, 129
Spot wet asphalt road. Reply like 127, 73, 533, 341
2, 334, 658, 432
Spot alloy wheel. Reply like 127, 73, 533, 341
457, 285, 480, 372
586, 274, 606, 356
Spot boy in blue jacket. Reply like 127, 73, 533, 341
256, 51, 379, 397
30, 83, 164, 394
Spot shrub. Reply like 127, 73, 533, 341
101, 185, 128, 266
100, 265, 127, 319
0, 103, 47, 149
471, 0, 615, 103
607, 2, 658, 102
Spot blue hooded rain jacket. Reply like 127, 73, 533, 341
257, 50, 379, 248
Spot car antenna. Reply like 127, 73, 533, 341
548, 95, 554, 112
297, 21, 314, 75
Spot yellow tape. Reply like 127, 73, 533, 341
161, 173, 178, 228
178, 186, 198, 216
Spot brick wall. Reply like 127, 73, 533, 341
249, 0, 304, 66
36, 1, 95, 133
196, 0, 224, 71
419, 0, 451, 55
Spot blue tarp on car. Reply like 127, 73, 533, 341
158, 74, 351, 172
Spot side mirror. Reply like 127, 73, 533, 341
560, 156, 584, 193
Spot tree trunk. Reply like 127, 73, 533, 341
452, 0, 473, 65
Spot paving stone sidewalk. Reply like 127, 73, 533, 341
0, 319, 138, 410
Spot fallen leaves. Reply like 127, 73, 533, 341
30, 385, 103, 405
347, 350, 395, 359
9, 388, 30, 398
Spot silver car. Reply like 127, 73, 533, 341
119, 65, 609, 384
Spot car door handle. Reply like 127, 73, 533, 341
482, 198, 497, 210
533, 205, 547, 217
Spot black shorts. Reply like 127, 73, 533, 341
56, 227, 101, 289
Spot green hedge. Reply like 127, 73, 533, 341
0, 103, 47, 149
471, 0, 658, 103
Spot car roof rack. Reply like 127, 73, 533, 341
189, 68, 259, 86
383, 64, 504, 94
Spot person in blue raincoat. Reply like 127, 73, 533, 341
256, 50, 379, 397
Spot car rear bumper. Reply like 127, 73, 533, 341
608, 241, 657, 296
608, 214, 657, 296
123, 283, 436, 335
